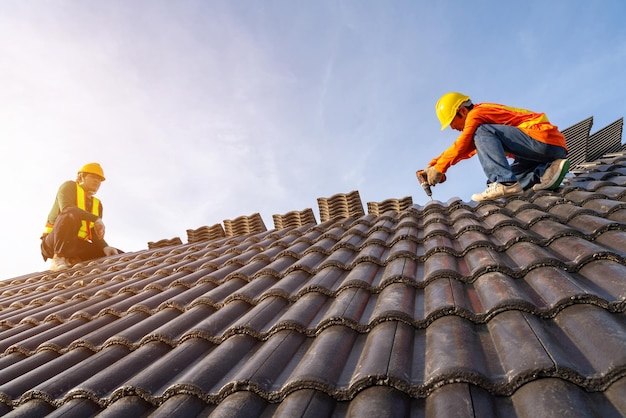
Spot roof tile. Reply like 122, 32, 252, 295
511, 377, 623, 417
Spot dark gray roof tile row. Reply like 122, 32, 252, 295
586, 118, 625, 162
563, 117, 625, 168
562, 116, 594, 167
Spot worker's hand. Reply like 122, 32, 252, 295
424, 166, 444, 185
103, 246, 119, 256
94, 219, 105, 240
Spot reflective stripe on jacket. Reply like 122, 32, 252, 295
44, 182, 101, 241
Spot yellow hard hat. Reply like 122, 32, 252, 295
78, 162, 105, 181
435, 92, 470, 130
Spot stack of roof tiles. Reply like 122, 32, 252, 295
0, 117, 625, 417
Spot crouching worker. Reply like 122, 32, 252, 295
422, 92, 570, 202
41, 162, 120, 271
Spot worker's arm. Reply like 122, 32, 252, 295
428, 132, 477, 173
89, 200, 109, 249
91, 229, 110, 251
428, 106, 494, 173
93, 224, 118, 256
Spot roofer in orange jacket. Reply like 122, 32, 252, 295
41, 163, 119, 272
421, 92, 570, 202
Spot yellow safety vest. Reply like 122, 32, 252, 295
44, 183, 101, 241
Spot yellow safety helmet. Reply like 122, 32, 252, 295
78, 162, 106, 181
435, 92, 471, 130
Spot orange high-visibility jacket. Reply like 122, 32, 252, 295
428, 103, 567, 174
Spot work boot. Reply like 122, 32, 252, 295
50, 255, 69, 272
471, 182, 523, 202
533, 159, 570, 191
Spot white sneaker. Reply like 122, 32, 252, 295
533, 159, 570, 191
50, 256, 69, 272
471, 182, 523, 202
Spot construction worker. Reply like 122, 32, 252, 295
421, 92, 569, 201
41, 163, 119, 271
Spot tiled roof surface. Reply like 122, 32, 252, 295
1, 117, 625, 417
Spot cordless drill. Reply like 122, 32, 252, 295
416, 170, 446, 200
416, 170, 433, 199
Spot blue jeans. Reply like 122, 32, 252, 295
473, 124, 567, 189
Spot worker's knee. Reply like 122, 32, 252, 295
54, 207, 83, 232
475, 124, 532, 154
473, 125, 502, 152
474, 124, 500, 142
59, 206, 82, 221
60, 206, 82, 215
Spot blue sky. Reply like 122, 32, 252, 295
1, 0, 625, 280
